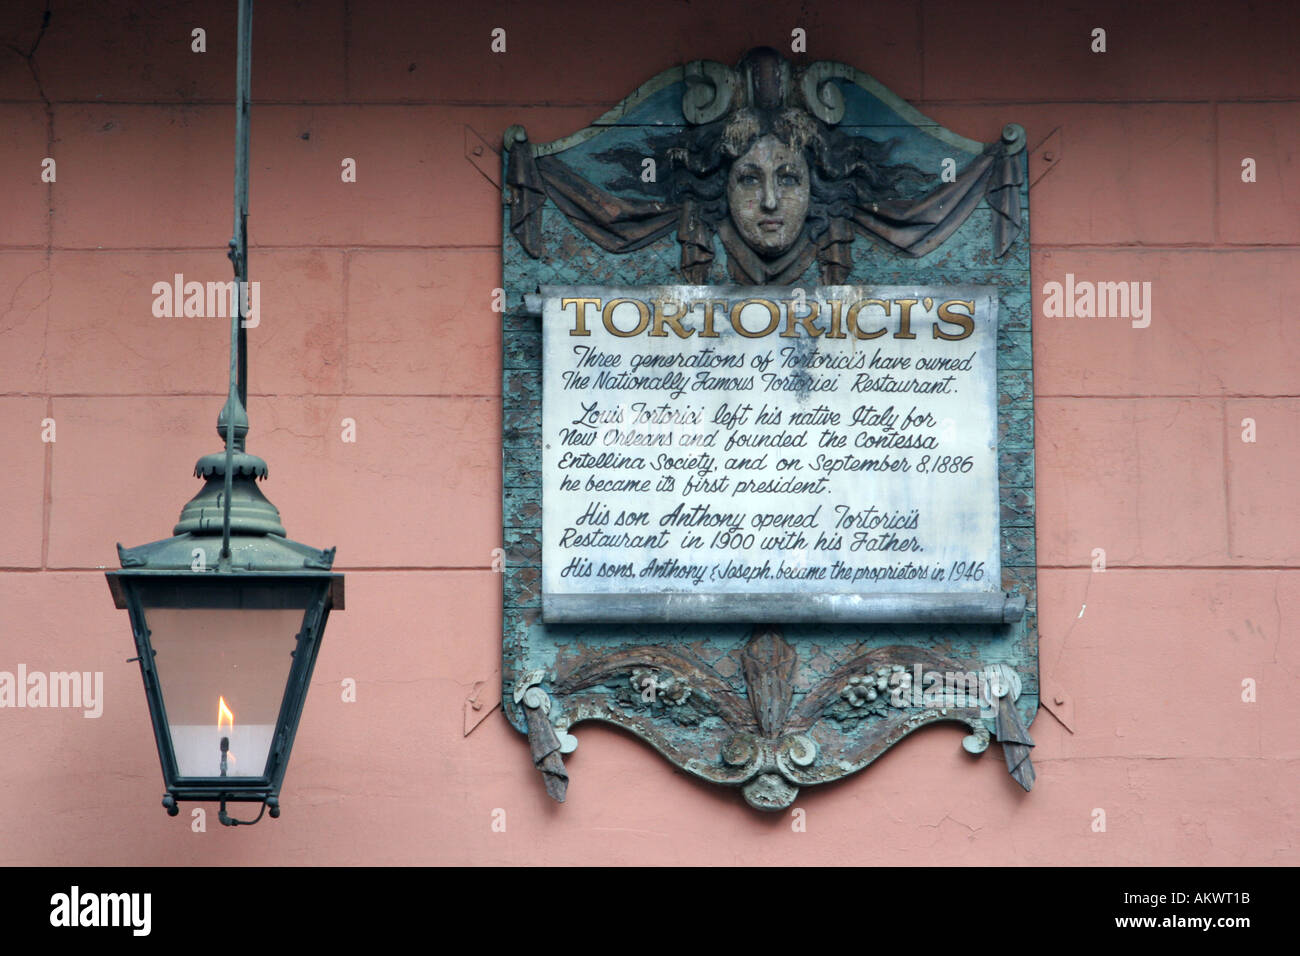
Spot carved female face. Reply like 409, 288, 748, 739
726, 134, 811, 257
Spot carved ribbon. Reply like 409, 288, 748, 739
506, 135, 1023, 283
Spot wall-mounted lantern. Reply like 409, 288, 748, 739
105, 0, 342, 826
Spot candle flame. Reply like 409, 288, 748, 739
217, 696, 235, 734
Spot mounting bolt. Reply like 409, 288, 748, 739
473, 145, 484, 156
1043, 151, 1056, 163
1053, 695, 1065, 706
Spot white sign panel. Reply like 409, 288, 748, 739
540, 285, 1006, 623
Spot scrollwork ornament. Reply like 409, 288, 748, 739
797, 61, 847, 125
682, 60, 737, 125
514, 671, 576, 801
742, 773, 800, 811
721, 732, 761, 770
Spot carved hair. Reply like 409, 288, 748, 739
667, 106, 927, 244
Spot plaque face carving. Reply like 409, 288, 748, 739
502, 47, 1038, 809
726, 135, 810, 257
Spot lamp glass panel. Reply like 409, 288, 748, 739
148, 607, 302, 777
132, 578, 322, 780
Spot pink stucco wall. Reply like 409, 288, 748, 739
0, 0, 1296, 865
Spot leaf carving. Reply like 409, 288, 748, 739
741, 626, 797, 737
792, 645, 975, 727
555, 644, 752, 729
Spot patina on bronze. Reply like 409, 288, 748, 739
507, 47, 1024, 285
501, 48, 1038, 809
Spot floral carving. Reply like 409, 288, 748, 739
547, 629, 1006, 809
628, 667, 692, 706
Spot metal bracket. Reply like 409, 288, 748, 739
1029, 127, 1062, 189
1041, 680, 1075, 734
464, 125, 501, 189
463, 668, 502, 736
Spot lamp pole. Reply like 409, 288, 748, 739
219, 0, 254, 569
231, 0, 251, 408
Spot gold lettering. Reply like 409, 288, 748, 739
700, 300, 728, 338
934, 299, 975, 340
893, 298, 919, 339
781, 300, 823, 337
561, 297, 601, 336
846, 299, 889, 339
730, 298, 781, 338
826, 299, 846, 338
602, 297, 651, 337
651, 299, 694, 338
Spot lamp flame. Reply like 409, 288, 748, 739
217, 696, 237, 772
217, 696, 235, 734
